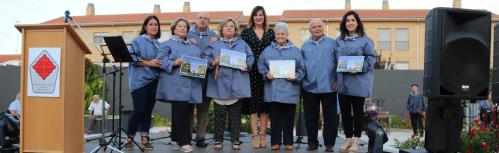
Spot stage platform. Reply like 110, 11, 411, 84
84, 132, 369, 153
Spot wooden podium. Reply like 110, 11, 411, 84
15, 24, 91, 153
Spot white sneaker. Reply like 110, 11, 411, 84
179, 145, 193, 152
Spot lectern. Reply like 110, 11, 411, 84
15, 24, 91, 153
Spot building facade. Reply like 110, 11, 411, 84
41, 0, 499, 70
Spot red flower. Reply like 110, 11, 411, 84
479, 125, 488, 132
481, 142, 489, 150
469, 128, 476, 137
473, 119, 480, 125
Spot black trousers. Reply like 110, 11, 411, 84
339, 94, 365, 138
410, 113, 424, 136
270, 102, 296, 145
0, 112, 19, 147
171, 102, 194, 146
128, 80, 157, 136
303, 92, 338, 146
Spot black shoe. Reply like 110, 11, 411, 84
307, 144, 318, 151
325, 145, 334, 152
195, 138, 208, 148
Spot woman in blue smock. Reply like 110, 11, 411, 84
336, 11, 376, 152
156, 18, 205, 153
124, 15, 161, 150
258, 22, 305, 151
204, 18, 254, 150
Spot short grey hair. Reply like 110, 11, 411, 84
196, 12, 211, 22
308, 18, 325, 29
273, 22, 289, 33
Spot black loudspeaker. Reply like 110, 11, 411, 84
492, 23, 499, 103
425, 99, 463, 152
424, 7, 491, 99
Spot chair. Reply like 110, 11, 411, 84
375, 99, 390, 134
377, 111, 390, 134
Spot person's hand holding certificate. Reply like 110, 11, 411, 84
269, 60, 295, 79
180, 55, 208, 78
220, 49, 247, 70
337, 56, 364, 73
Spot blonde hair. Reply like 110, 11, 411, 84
218, 18, 240, 38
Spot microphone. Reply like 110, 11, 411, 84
64, 10, 72, 23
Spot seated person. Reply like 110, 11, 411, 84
479, 92, 493, 127
86, 95, 110, 134
0, 93, 21, 148
364, 99, 388, 153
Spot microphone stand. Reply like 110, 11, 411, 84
102, 36, 144, 152
64, 10, 124, 153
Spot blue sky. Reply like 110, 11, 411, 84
1, 0, 498, 55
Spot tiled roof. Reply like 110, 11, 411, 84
41, 9, 499, 25
241, 15, 281, 24
282, 9, 429, 19
0, 54, 21, 63
282, 9, 499, 21
42, 11, 244, 24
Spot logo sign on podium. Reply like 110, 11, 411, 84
27, 48, 61, 97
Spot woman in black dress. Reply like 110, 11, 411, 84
241, 5, 275, 148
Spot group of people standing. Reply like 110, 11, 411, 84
124, 5, 375, 153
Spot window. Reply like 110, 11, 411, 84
301, 28, 311, 42
158, 30, 172, 42
93, 32, 108, 44
122, 31, 134, 44
377, 29, 391, 51
395, 29, 409, 51
394, 61, 409, 70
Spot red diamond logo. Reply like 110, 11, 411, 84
32, 54, 56, 80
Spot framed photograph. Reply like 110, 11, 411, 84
220, 49, 247, 70
180, 55, 208, 78
269, 60, 295, 78
337, 56, 364, 72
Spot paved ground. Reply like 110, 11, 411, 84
84, 127, 416, 153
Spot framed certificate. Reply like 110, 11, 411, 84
180, 55, 208, 78
337, 56, 364, 72
269, 60, 295, 78
220, 49, 247, 70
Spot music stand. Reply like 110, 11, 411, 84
103, 36, 144, 152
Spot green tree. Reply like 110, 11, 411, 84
84, 58, 104, 115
